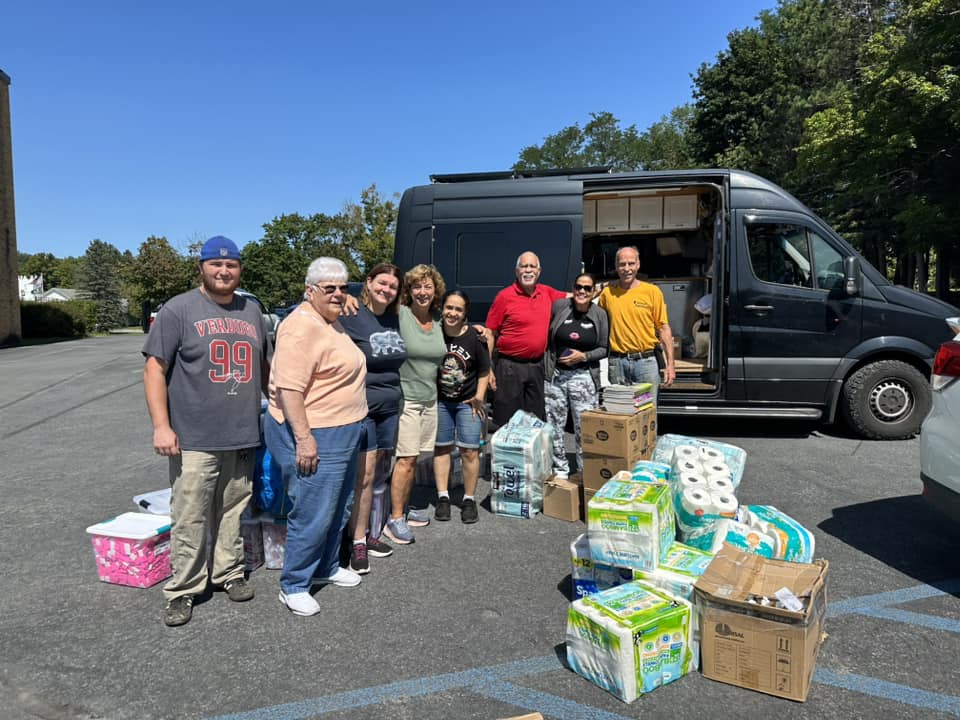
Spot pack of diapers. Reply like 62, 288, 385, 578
587, 478, 675, 572
570, 533, 635, 599
673, 485, 739, 551
566, 580, 693, 703
738, 505, 816, 563
708, 518, 776, 558
630, 460, 672, 484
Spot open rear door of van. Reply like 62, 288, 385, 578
430, 177, 585, 321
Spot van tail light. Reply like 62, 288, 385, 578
931, 341, 960, 391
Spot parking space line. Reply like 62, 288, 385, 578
207, 656, 559, 720
829, 579, 960, 617
471, 680, 634, 720
814, 669, 960, 717
856, 606, 960, 634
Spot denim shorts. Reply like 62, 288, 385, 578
436, 400, 483, 449
359, 411, 399, 453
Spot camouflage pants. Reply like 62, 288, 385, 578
544, 367, 598, 476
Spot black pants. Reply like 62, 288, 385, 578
492, 355, 546, 427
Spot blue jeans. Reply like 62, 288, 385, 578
436, 400, 483, 448
608, 355, 661, 404
264, 414, 361, 595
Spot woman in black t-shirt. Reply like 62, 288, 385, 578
433, 290, 491, 524
544, 273, 609, 479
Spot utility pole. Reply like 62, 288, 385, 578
0, 69, 20, 344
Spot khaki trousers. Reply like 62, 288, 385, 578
164, 449, 253, 600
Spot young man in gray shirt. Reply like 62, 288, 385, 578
143, 236, 270, 627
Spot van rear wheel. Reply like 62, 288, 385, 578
841, 360, 931, 440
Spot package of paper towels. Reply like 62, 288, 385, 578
653, 434, 747, 489
570, 533, 635, 599
490, 410, 555, 517
566, 580, 693, 703
633, 541, 714, 602
587, 478, 675, 571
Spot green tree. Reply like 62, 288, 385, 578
80, 239, 127, 331
129, 236, 193, 308
241, 212, 353, 308
515, 109, 697, 172
336, 184, 398, 273
796, 0, 959, 295
19, 252, 64, 288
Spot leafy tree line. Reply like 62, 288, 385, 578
515, 0, 959, 298
17, 185, 398, 331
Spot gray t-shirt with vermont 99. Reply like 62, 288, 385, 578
142, 288, 268, 451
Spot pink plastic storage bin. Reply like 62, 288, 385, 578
86, 512, 172, 588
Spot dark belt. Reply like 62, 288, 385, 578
610, 349, 657, 360
497, 354, 542, 364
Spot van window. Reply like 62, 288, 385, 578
449, 221, 572, 288
746, 222, 843, 291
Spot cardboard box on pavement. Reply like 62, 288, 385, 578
580, 408, 656, 460
543, 477, 581, 521
694, 545, 829, 702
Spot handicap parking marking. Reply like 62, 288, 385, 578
829, 578, 960, 634
208, 580, 960, 720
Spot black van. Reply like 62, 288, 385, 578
393, 168, 959, 440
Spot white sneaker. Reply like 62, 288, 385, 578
315, 567, 362, 588
554, 472, 569, 481
278, 591, 320, 616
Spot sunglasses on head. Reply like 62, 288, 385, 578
314, 284, 350, 295
574, 283, 594, 292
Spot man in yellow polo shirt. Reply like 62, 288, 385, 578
598, 246, 675, 403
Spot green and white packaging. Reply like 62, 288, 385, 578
587, 478, 675, 571
566, 580, 693, 703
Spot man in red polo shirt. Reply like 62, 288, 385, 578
486, 251, 567, 426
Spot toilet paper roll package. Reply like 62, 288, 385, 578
490, 410, 555, 517
654, 434, 747, 489
566, 580, 694, 703
742, 505, 816, 563
673, 486, 731, 551
708, 519, 776, 558
570, 533, 635, 599
587, 478, 675, 571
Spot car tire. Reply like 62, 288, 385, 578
841, 360, 931, 440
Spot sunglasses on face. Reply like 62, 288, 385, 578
574, 283, 594, 292
314, 284, 350, 295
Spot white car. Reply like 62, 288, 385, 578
920, 316, 960, 523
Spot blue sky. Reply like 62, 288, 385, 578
5, 1, 771, 259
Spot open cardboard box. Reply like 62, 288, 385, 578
694, 544, 829, 702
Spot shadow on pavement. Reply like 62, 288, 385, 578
658, 415, 824, 439
818, 494, 960, 593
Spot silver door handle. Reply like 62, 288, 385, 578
744, 304, 774, 311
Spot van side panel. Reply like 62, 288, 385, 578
394, 186, 435, 270
429, 178, 584, 321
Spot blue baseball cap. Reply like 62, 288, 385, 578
199, 235, 241, 262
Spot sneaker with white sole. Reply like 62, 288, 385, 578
349, 542, 370, 575
405, 508, 430, 527
279, 591, 320, 616
365, 535, 393, 558
314, 566, 362, 587
383, 517, 415, 544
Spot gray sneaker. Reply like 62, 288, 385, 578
383, 517, 415, 545
163, 595, 194, 627
406, 508, 431, 527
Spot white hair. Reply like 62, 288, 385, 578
304, 257, 348, 298
515, 252, 540, 268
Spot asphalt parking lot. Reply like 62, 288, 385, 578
1, 335, 958, 720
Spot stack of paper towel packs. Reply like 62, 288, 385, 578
566, 580, 697, 703
490, 410, 555, 518
565, 433, 817, 702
